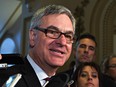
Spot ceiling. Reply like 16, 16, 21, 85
0, 0, 21, 31
0, 0, 80, 32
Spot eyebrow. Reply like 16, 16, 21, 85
82, 71, 98, 74
47, 25, 59, 30
80, 44, 95, 48
47, 25, 74, 34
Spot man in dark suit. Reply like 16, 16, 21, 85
0, 4, 76, 87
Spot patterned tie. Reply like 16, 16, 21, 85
44, 77, 50, 81
42, 77, 51, 87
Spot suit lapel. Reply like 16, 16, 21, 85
21, 58, 42, 87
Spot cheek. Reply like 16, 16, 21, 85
109, 69, 116, 74
35, 35, 50, 54
88, 51, 95, 59
89, 51, 95, 55
76, 50, 82, 57
77, 48, 84, 54
37, 32, 51, 46
93, 78, 99, 86
78, 77, 86, 85
66, 45, 72, 56
68, 45, 72, 54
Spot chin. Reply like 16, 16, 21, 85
54, 62, 65, 67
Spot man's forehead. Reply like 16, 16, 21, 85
79, 38, 96, 46
41, 14, 74, 33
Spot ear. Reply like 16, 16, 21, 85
29, 29, 37, 47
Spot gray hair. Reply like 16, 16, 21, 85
30, 4, 76, 33
101, 54, 116, 73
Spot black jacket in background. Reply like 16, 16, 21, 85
102, 74, 116, 87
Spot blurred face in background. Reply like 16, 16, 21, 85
107, 57, 116, 81
77, 66, 99, 87
76, 38, 96, 63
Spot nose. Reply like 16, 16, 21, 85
88, 75, 92, 81
84, 47, 89, 53
88, 78, 92, 81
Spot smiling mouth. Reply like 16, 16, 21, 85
50, 49, 65, 54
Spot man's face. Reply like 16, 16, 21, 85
29, 14, 74, 69
76, 38, 96, 63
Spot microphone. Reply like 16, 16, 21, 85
2, 73, 22, 87
0, 63, 8, 69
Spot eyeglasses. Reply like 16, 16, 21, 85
34, 26, 74, 44
108, 64, 116, 68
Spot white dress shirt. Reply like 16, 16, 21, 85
27, 54, 49, 86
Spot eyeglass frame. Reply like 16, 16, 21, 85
108, 64, 116, 69
33, 26, 75, 44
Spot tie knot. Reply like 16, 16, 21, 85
43, 77, 51, 87
44, 77, 50, 81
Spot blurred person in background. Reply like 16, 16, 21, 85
70, 62, 102, 87
101, 54, 116, 87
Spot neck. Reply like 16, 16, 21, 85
29, 51, 58, 76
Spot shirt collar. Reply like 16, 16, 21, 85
27, 54, 48, 85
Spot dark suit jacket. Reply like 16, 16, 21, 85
0, 58, 70, 87
101, 74, 116, 87
0, 58, 41, 87
62, 68, 74, 81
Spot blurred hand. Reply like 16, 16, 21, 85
0, 54, 2, 60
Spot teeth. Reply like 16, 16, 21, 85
50, 49, 63, 54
